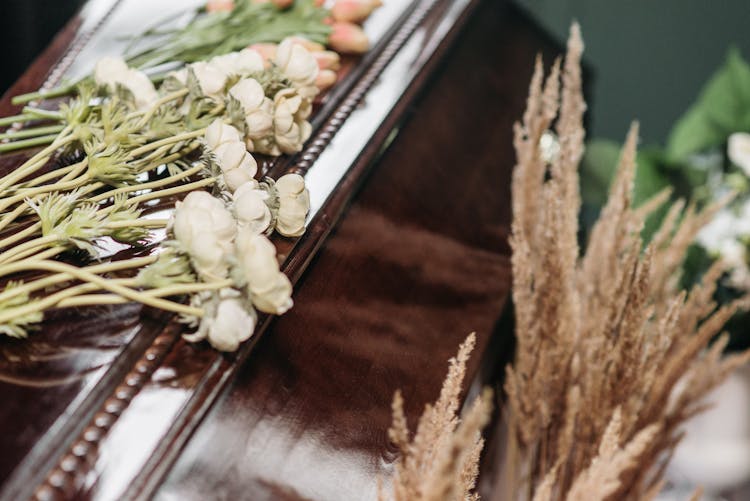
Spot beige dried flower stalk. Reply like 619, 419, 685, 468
505, 22, 750, 500
382, 333, 493, 501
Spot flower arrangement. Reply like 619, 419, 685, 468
581, 48, 750, 351
0, 27, 347, 350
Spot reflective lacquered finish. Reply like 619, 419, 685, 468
0, 0, 567, 499
155, 2, 567, 500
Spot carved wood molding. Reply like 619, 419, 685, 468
0, 0, 483, 499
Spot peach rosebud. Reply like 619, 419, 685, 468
248, 43, 278, 68
206, 0, 234, 12
313, 0, 325, 6
328, 22, 369, 54
286, 36, 326, 53
312, 50, 341, 70
331, 0, 382, 23
315, 69, 338, 91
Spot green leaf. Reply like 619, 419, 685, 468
666, 48, 750, 162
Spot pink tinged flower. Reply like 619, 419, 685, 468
328, 22, 370, 54
331, 0, 382, 24
312, 50, 341, 71
206, 0, 234, 12
285, 36, 326, 53
275, 38, 320, 87
315, 69, 338, 91
248, 43, 278, 68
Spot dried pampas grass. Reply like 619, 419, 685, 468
381, 333, 493, 501
504, 22, 750, 500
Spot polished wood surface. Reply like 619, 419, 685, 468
0, 0, 569, 499
155, 2, 565, 500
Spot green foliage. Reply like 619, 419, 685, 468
126, 0, 332, 70
666, 48, 750, 162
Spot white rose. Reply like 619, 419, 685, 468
214, 142, 256, 173
183, 289, 257, 352
94, 56, 129, 87
275, 38, 319, 87
250, 273, 293, 315
224, 168, 255, 193
207, 297, 257, 351
235, 229, 293, 314
172, 191, 237, 280
274, 173, 310, 237
123, 69, 159, 110
229, 78, 266, 112
233, 181, 271, 234
205, 120, 242, 150
245, 104, 274, 140
211, 49, 264, 78
272, 88, 313, 154
190, 62, 227, 98
728, 132, 750, 176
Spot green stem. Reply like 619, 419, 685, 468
0, 172, 91, 212
0, 205, 35, 234
0, 222, 41, 250
0, 114, 36, 127
0, 128, 74, 191
11, 82, 79, 106
0, 234, 58, 264
0, 125, 66, 141
0, 134, 61, 154
87, 164, 203, 203
22, 107, 63, 121
106, 218, 170, 229
0, 254, 157, 304
129, 128, 206, 158
58, 279, 232, 307
0, 259, 203, 318
100, 176, 215, 214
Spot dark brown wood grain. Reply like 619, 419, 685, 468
153, 2, 567, 500
0, 0, 571, 499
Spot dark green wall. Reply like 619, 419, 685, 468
514, 0, 750, 145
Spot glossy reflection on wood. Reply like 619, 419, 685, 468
0, 0, 572, 499
153, 3, 565, 500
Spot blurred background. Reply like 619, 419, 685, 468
0, 0, 85, 95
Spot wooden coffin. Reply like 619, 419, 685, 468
0, 0, 566, 499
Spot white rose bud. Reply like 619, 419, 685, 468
224, 168, 255, 193
190, 61, 227, 98
207, 297, 257, 351
233, 181, 271, 234
245, 105, 274, 140
250, 273, 293, 315
205, 120, 242, 150
172, 191, 237, 280
210, 49, 264, 78
275, 38, 319, 87
235, 229, 293, 314
728, 132, 750, 176
214, 142, 257, 174
274, 173, 310, 237
123, 69, 159, 110
94, 56, 129, 87
229, 78, 266, 113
